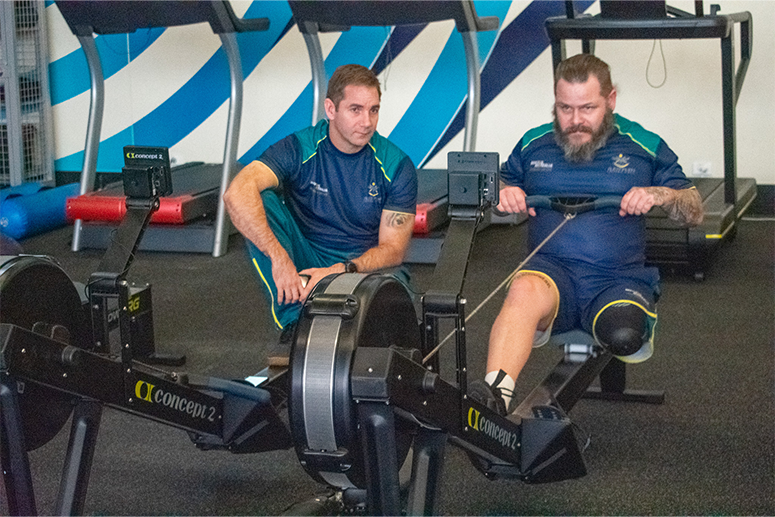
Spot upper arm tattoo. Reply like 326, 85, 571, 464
385, 211, 413, 228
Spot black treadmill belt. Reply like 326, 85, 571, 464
94, 162, 222, 196
417, 168, 448, 204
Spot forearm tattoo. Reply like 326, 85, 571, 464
648, 187, 704, 226
386, 212, 412, 228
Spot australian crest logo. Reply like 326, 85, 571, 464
368, 182, 379, 197
613, 154, 630, 168
608, 154, 635, 174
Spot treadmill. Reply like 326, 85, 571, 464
545, 1, 757, 279
56, 1, 269, 257
286, 0, 500, 264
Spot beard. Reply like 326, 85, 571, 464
554, 108, 615, 163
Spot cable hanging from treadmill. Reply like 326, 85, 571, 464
646, 39, 667, 88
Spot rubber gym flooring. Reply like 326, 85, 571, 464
4, 215, 774, 515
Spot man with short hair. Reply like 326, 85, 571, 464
224, 64, 417, 361
470, 53, 703, 415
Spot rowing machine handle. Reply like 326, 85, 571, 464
526, 195, 623, 215
492, 195, 623, 217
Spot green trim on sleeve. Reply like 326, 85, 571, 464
520, 122, 555, 152
613, 114, 661, 158
294, 121, 408, 182
295, 120, 330, 164
367, 130, 410, 182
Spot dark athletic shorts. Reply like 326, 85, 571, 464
518, 254, 659, 363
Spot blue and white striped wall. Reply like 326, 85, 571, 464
45, 1, 775, 185
47, 0, 594, 173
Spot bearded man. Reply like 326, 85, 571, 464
469, 54, 703, 416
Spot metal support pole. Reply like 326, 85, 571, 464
301, 23, 327, 126
72, 34, 105, 252
460, 31, 481, 152
551, 39, 565, 73
720, 29, 737, 209
212, 32, 243, 257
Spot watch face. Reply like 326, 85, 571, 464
345, 261, 357, 273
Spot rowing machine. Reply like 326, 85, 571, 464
0, 147, 291, 516
287, 154, 664, 515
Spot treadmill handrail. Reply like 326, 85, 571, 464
287, 0, 499, 153
564, 0, 703, 19
55, 0, 269, 36
545, 11, 750, 41
288, 0, 498, 34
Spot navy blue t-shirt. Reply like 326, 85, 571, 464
259, 120, 417, 254
503, 114, 693, 270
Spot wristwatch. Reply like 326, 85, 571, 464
344, 260, 358, 273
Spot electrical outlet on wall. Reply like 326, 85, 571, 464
692, 161, 712, 177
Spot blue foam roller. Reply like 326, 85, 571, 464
0, 182, 46, 201
0, 183, 80, 240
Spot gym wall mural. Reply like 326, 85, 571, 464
46, 0, 593, 175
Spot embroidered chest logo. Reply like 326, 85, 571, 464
613, 154, 630, 168
608, 154, 636, 174
368, 182, 380, 197
530, 160, 553, 171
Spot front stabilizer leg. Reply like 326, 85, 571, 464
519, 409, 586, 484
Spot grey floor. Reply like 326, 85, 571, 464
3, 214, 774, 515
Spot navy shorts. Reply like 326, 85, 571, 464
519, 254, 659, 361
